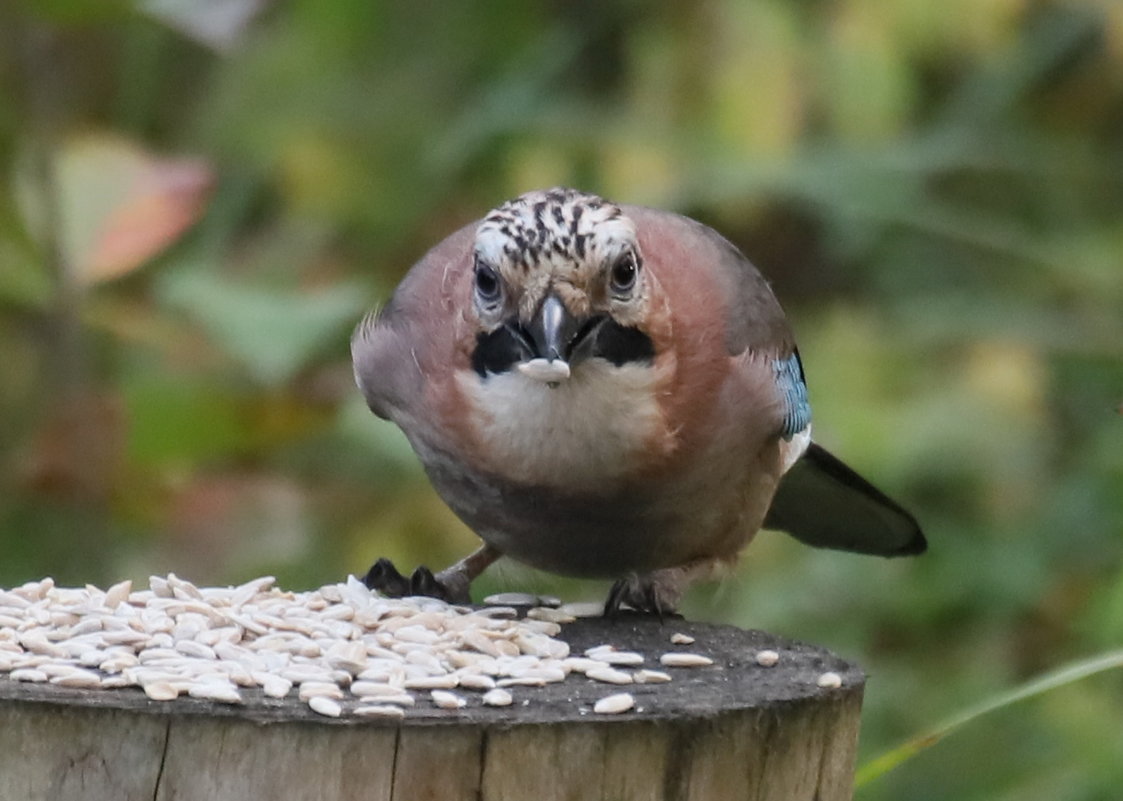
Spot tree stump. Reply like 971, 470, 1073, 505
0, 616, 863, 801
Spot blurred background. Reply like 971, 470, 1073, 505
1, 0, 1120, 797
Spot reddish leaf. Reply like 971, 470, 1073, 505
40, 134, 216, 286
87, 156, 214, 283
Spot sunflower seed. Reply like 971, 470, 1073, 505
589, 650, 644, 667
557, 602, 604, 618
496, 676, 545, 687
373, 693, 416, 707
403, 674, 458, 690
298, 681, 344, 701
457, 673, 496, 691
461, 630, 503, 657
755, 650, 779, 667
49, 667, 103, 688
526, 607, 576, 624
817, 672, 842, 689
308, 696, 342, 717
104, 580, 133, 609
0, 574, 658, 717
175, 640, 217, 660
482, 592, 540, 607
257, 673, 293, 698
586, 666, 634, 685
18, 634, 68, 659
482, 688, 513, 707
594, 693, 635, 714
325, 641, 368, 673
633, 669, 672, 684
659, 653, 713, 668
562, 657, 603, 674
144, 681, 180, 701
519, 620, 563, 637
350, 681, 405, 698
431, 690, 466, 709
188, 682, 242, 704
9, 668, 48, 682
354, 704, 406, 718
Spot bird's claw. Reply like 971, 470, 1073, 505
362, 558, 411, 596
361, 558, 466, 603
603, 575, 683, 619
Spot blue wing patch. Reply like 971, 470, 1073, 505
773, 350, 811, 439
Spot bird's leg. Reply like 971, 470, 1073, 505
362, 544, 502, 604
604, 559, 719, 617
431, 544, 503, 603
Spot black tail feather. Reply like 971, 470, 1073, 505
764, 443, 926, 556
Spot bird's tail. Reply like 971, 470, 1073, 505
764, 442, 926, 556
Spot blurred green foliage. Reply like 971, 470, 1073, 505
0, 1, 1120, 797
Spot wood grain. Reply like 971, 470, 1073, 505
0, 616, 865, 800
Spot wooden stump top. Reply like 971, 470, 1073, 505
0, 616, 861, 726
0, 615, 865, 801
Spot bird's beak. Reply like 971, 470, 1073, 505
517, 294, 584, 385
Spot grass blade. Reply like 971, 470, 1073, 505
856, 649, 1123, 786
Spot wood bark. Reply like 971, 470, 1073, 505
0, 617, 864, 800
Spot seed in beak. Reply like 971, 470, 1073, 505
518, 358, 572, 385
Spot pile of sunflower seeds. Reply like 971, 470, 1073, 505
0, 575, 727, 719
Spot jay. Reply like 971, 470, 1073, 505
352, 188, 925, 614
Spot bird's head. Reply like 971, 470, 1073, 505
469, 188, 655, 385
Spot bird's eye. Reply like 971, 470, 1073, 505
609, 252, 639, 295
474, 262, 502, 303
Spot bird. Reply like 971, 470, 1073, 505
351, 187, 925, 614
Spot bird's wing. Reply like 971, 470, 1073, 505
764, 442, 927, 555
628, 206, 925, 557
351, 221, 478, 423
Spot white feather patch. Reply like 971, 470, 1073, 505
460, 360, 667, 490
780, 426, 812, 474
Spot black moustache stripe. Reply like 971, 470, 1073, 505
472, 321, 655, 378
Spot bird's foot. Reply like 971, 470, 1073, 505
360, 544, 502, 606
603, 559, 723, 618
603, 573, 684, 619
361, 558, 468, 603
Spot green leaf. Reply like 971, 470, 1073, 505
158, 267, 366, 386
0, 247, 51, 309
124, 374, 249, 465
